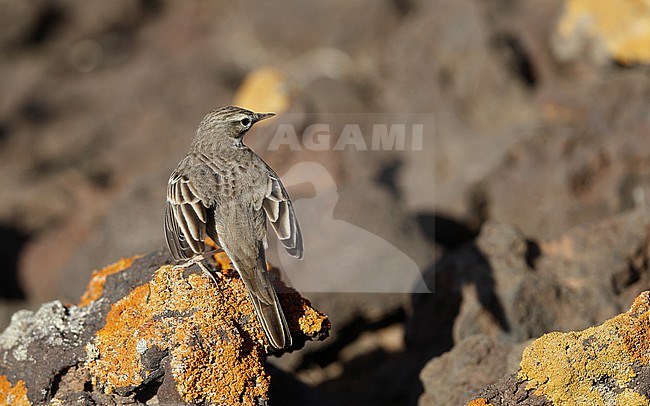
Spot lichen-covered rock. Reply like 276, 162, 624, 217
0, 375, 29, 405
470, 291, 650, 405
0, 249, 329, 405
553, 0, 650, 65
0, 300, 104, 405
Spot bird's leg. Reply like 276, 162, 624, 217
172, 250, 225, 291
172, 249, 223, 270
195, 261, 219, 285
195, 259, 227, 297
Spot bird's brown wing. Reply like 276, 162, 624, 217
262, 173, 303, 259
164, 169, 208, 260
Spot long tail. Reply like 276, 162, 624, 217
243, 268, 292, 350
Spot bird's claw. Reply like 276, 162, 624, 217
172, 256, 223, 287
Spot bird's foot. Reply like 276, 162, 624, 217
172, 258, 199, 271
172, 253, 224, 292
195, 261, 222, 285
171, 249, 223, 270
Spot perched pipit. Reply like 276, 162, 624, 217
164, 106, 303, 350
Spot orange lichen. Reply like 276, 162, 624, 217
518, 291, 650, 404
87, 265, 270, 403
86, 255, 328, 404
622, 291, 650, 364
0, 376, 30, 406
87, 283, 155, 389
298, 305, 329, 336
169, 272, 269, 404
467, 399, 492, 406
79, 256, 139, 306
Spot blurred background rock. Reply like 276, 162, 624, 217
0, 0, 649, 404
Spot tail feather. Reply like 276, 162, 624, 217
243, 270, 292, 350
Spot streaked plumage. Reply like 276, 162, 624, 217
164, 106, 303, 350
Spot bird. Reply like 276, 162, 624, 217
164, 106, 303, 350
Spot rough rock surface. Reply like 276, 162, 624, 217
409, 208, 650, 354
419, 334, 530, 406
471, 291, 650, 405
416, 208, 650, 404
2, 0, 650, 405
0, 250, 329, 405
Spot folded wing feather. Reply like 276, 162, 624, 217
164, 170, 208, 260
262, 175, 303, 259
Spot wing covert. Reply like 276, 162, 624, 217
262, 174, 303, 259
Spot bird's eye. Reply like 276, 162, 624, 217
240, 118, 251, 127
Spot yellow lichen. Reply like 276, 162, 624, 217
518, 291, 650, 405
616, 389, 649, 405
556, 0, 650, 64
0, 376, 30, 406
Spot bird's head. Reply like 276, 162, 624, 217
194, 106, 275, 148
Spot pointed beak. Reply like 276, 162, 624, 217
252, 112, 275, 123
